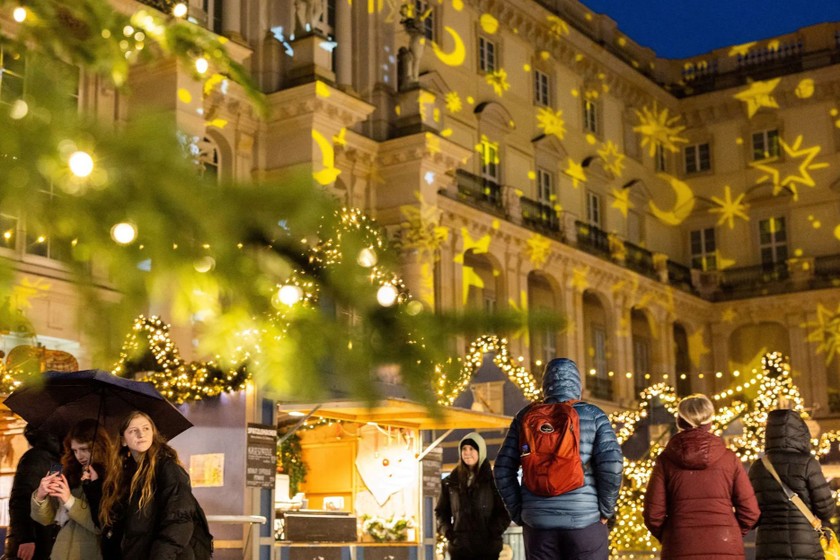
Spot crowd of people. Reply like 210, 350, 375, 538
5, 412, 210, 560
435, 358, 837, 560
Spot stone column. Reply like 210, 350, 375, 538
334, 0, 353, 87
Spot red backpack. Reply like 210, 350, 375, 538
519, 400, 585, 497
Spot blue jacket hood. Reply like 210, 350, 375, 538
542, 358, 582, 402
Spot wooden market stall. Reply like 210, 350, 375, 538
274, 398, 511, 560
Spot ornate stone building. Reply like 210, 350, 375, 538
4, 0, 840, 425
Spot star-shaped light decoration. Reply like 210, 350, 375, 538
750, 135, 829, 200
396, 192, 449, 257
547, 15, 570, 37
688, 329, 710, 367
454, 227, 491, 263
563, 158, 587, 188
536, 107, 566, 140
610, 187, 633, 218
721, 308, 737, 323
633, 103, 688, 157
485, 68, 510, 96
570, 265, 590, 292
598, 140, 625, 177
804, 303, 840, 365
728, 41, 757, 57
733, 78, 781, 118
445, 91, 462, 113
12, 277, 52, 309
525, 234, 552, 269
709, 185, 750, 229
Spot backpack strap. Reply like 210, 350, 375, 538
761, 456, 822, 531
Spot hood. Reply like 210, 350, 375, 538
542, 358, 581, 402
764, 409, 811, 454
663, 427, 727, 470
459, 431, 487, 467
24, 425, 62, 457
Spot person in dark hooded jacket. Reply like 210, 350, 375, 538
643, 394, 760, 559
435, 432, 510, 560
748, 408, 835, 560
494, 358, 623, 560
5, 425, 62, 560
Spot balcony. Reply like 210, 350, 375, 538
520, 197, 562, 238
574, 221, 610, 258
454, 170, 504, 215
624, 241, 657, 280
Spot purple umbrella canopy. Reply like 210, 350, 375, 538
4, 369, 192, 440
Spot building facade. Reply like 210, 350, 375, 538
3, 0, 840, 424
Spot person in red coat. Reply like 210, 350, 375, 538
643, 394, 760, 559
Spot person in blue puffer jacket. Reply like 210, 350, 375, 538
494, 358, 623, 560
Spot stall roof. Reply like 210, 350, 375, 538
277, 398, 512, 430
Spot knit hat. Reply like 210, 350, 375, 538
459, 432, 487, 466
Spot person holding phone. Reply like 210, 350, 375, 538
31, 419, 112, 560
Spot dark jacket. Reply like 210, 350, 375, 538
643, 426, 760, 559
5, 428, 62, 560
748, 409, 835, 560
114, 452, 205, 560
434, 459, 510, 560
494, 358, 623, 529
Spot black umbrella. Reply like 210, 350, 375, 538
3, 369, 193, 440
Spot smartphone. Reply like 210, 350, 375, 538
48, 463, 62, 476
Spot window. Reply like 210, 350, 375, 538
534, 70, 551, 106
0, 214, 18, 250
655, 142, 667, 172
593, 327, 607, 377
479, 137, 500, 183
478, 37, 497, 73
583, 99, 598, 134
536, 168, 554, 204
690, 228, 717, 271
684, 143, 711, 174
196, 137, 220, 180
202, 0, 224, 34
759, 217, 787, 266
586, 191, 602, 228
752, 129, 780, 161
471, 381, 505, 414
632, 336, 650, 394
26, 185, 73, 262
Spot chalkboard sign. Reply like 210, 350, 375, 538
246, 423, 277, 489
422, 446, 442, 496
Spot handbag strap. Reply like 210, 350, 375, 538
761, 456, 822, 531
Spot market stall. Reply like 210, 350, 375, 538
274, 398, 511, 560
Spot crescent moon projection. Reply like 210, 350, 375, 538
432, 26, 466, 67
312, 129, 341, 186
649, 173, 696, 226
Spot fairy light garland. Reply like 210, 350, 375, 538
434, 335, 541, 405
112, 315, 250, 403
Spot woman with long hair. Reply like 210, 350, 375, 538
434, 432, 511, 560
644, 394, 760, 559
97, 411, 211, 560
31, 418, 111, 559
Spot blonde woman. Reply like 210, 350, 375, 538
97, 411, 211, 560
644, 394, 760, 559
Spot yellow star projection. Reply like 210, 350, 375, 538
454, 227, 491, 264
633, 103, 688, 157
804, 303, 840, 365
547, 15, 570, 37
597, 140, 625, 178
687, 328, 710, 367
750, 135, 829, 200
397, 192, 449, 256
721, 308, 737, 323
610, 187, 633, 218
570, 265, 590, 292
445, 91, 462, 113
709, 185, 750, 229
462, 266, 485, 305
12, 277, 52, 309
525, 234, 552, 269
485, 68, 511, 96
728, 41, 757, 57
536, 107, 567, 140
733, 78, 781, 118
563, 158, 587, 188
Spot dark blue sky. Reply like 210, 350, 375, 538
578, 0, 840, 58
